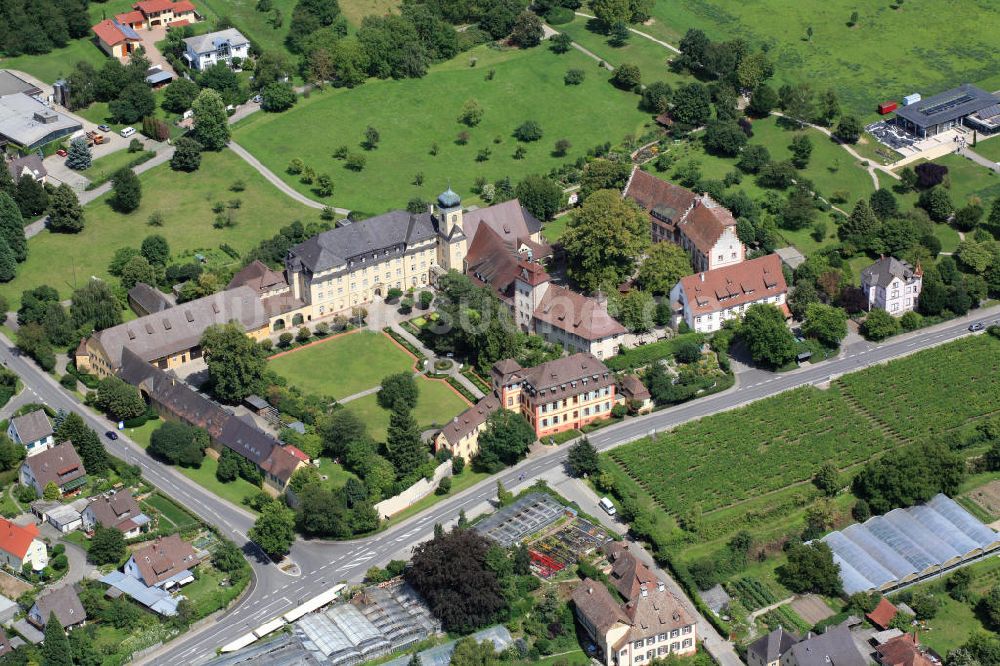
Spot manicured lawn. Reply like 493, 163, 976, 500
178, 455, 263, 510
0, 38, 107, 85
971, 137, 1000, 163
638, 0, 1000, 117
184, 563, 246, 616
555, 16, 687, 85
269, 331, 417, 399
0, 149, 322, 309
541, 215, 570, 244
933, 152, 1000, 206
338, 0, 401, 27
232, 44, 651, 213
343, 377, 470, 441
81, 149, 156, 186
196, 0, 298, 59
124, 420, 159, 449
315, 458, 358, 490
143, 493, 198, 529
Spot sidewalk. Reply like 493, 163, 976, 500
386, 320, 485, 400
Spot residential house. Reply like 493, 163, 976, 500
183, 29, 250, 71
127, 282, 172, 317
82, 490, 150, 538
115, 0, 198, 30
624, 167, 747, 272
861, 256, 922, 316
0, 93, 82, 154
124, 534, 199, 590
572, 543, 696, 666
28, 585, 86, 631
7, 409, 54, 456
669, 254, 789, 333
875, 633, 937, 666
748, 627, 800, 666
19, 442, 87, 498
6, 154, 46, 183
433, 395, 500, 461
780, 626, 867, 666
0, 518, 47, 571
91, 19, 143, 59
617, 375, 653, 415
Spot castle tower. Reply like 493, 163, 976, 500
436, 187, 467, 271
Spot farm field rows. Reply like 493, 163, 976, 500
232, 44, 651, 213
838, 334, 1000, 440
608, 385, 895, 514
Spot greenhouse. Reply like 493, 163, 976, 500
821, 494, 1000, 595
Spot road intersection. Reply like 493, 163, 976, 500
1, 304, 995, 664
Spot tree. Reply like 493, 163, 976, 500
457, 98, 483, 127
474, 410, 535, 472
777, 541, 842, 595
802, 302, 848, 347
813, 462, 841, 496
42, 481, 60, 501
869, 188, 898, 221
591, 0, 630, 29
756, 160, 796, 189
261, 82, 297, 112
953, 204, 983, 232
748, 83, 778, 117
15, 174, 47, 218
510, 11, 544, 47
860, 308, 899, 341
611, 62, 641, 91
852, 440, 965, 514
216, 447, 240, 482
915, 162, 948, 189
47, 184, 84, 233
88, 525, 127, 565
567, 438, 599, 477
515, 174, 562, 221
514, 120, 544, 142
170, 136, 203, 172
736, 50, 772, 91
833, 115, 862, 143
119, 255, 156, 291
671, 82, 712, 126
947, 569, 972, 602
66, 136, 93, 169
200, 322, 269, 403
479, 0, 523, 39
386, 407, 426, 476
55, 412, 108, 475
562, 189, 650, 291
789, 134, 813, 169
110, 168, 142, 213
161, 78, 200, 113
640, 81, 672, 114
377, 372, 419, 410
0, 191, 26, 263
148, 421, 208, 467
141, 234, 170, 266
564, 68, 585, 85
96, 376, 146, 421
740, 303, 797, 368
839, 199, 880, 252
318, 408, 368, 459
737, 144, 771, 174
550, 31, 572, 53
192, 89, 230, 151
42, 611, 72, 666
109, 83, 155, 123
637, 242, 690, 294
405, 528, 507, 633
918, 186, 954, 223
249, 501, 296, 558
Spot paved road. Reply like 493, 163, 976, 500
4, 306, 997, 664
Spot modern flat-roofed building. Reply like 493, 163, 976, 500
895, 84, 1000, 138
0, 93, 82, 154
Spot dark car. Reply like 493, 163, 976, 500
969, 322, 985, 332
97, 124, 110, 132
105, 430, 119, 440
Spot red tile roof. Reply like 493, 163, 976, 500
92, 19, 137, 46
169, 18, 191, 26
0, 518, 39, 559
624, 168, 697, 227
533, 284, 626, 341
876, 634, 935, 666
867, 597, 898, 630
283, 445, 310, 462
676, 254, 787, 317
172, 0, 197, 12
679, 197, 737, 254
114, 10, 145, 24
134, 0, 176, 13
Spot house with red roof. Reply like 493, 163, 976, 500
0, 517, 47, 572
668, 254, 789, 333
117, 0, 198, 29
91, 19, 142, 59
867, 597, 899, 630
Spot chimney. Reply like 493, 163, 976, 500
700, 272, 705, 282
587, 586, 593, 594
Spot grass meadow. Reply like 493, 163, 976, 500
343, 377, 470, 441
232, 44, 652, 213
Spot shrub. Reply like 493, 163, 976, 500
296, 326, 311, 343
279, 332, 293, 347
514, 120, 543, 142
564, 69, 585, 85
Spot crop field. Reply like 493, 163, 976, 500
838, 334, 1000, 440
727, 576, 777, 611
232, 44, 650, 213
640, 0, 1000, 116
609, 385, 894, 514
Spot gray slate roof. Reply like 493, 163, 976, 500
183, 28, 249, 55
0, 71, 40, 97
785, 626, 866, 666
896, 84, 998, 128
128, 282, 173, 315
861, 256, 919, 289
10, 410, 52, 444
22, 442, 85, 489
7, 154, 45, 182
748, 627, 799, 663
31, 585, 86, 629
287, 211, 438, 274
0, 94, 81, 150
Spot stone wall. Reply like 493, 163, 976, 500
374, 461, 452, 519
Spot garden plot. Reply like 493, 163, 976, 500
525, 517, 612, 578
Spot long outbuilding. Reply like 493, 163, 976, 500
821, 494, 1000, 595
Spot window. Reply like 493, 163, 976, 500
647, 650, 655, 660
646, 638, 655, 646
682, 639, 692, 648
633, 641, 644, 649
671, 642, 680, 651
682, 626, 692, 635
717, 254, 723, 262
658, 634, 667, 642
541, 418, 547, 427
658, 647, 667, 655
892, 289, 899, 298
507, 397, 513, 407
670, 630, 679, 638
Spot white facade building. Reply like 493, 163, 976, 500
183, 29, 250, 71
861, 256, 922, 316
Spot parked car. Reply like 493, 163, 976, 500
599, 497, 616, 516
97, 124, 110, 132
969, 322, 985, 332
251, 94, 262, 104
105, 431, 119, 440
56, 149, 67, 157
120, 126, 136, 138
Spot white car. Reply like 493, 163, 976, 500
599, 497, 616, 516
120, 127, 136, 138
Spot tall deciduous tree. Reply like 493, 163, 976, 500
192, 88, 231, 151
514, 174, 562, 221
317, 408, 368, 458
249, 500, 296, 558
567, 437, 599, 477
88, 526, 126, 565
110, 167, 142, 213
71, 280, 122, 331
148, 421, 208, 467
96, 376, 146, 421
562, 189, 650, 291
47, 183, 84, 233
473, 409, 535, 472
778, 541, 842, 596
740, 303, 797, 368
377, 372, 419, 411
801, 302, 848, 347
200, 322, 269, 403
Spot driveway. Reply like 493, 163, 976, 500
38, 523, 96, 585
138, 25, 176, 74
